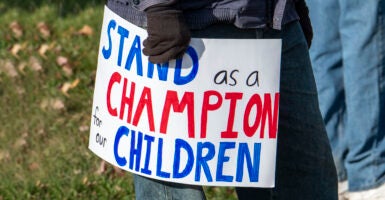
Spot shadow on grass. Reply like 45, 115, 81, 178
0, 0, 105, 16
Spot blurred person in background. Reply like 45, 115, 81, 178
306, 0, 385, 199
107, 0, 338, 199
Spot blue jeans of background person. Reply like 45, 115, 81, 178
306, 0, 385, 192
133, 21, 338, 200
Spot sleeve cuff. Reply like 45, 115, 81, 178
132, 0, 177, 11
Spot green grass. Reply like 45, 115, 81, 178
0, 1, 237, 199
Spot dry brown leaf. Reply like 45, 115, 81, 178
38, 44, 50, 58
77, 25, 93, 36
114, 185, 122, 192
40, 98, 65, 111
60, 78, 80, 96
15, 86, 25, 95
52, 99, 65, 110
82, 177, 89, 185
9, 21, 23, 38
56, 56, 73, 76
37, 22, 51, 38
54, 45, 62, 53
29, 162, 40, 171
113, 166, 124, 176
73, 169, 82, 175
10, 44, 22, 58
60, 82, 72, 96
0, 59, 18, 77
79, 125, 89, 132
35, 180, 41, 187
34, 129, 45, 139
56, 56, 68, 66
18, 61, 27, 74
40, 99, 49, 110
35, 180, 47, 189
97, 161, 106, 175
70, 78, 80, 88
62, 65, 73, 76
29, 56, 43, 71
0, 150, 10, 161
13, 138, 27, 149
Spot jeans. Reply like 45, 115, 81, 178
306, 0, 385, 191
132, 21, 338, 200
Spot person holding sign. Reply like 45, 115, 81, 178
306, 0, 385, 199
105, 0, 338, 199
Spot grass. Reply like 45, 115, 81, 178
0, 1, 237, 199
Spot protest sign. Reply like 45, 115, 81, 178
89, 6, 282, 188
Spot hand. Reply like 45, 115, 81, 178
295, 0, 313, 48
143, 5, 191, 63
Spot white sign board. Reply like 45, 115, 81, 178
89, 6, 282, 188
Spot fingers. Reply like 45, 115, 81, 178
143, 39, 178, 56
148, 45, 188, 64
143, 37, 190, 56
143, 33, 190, 63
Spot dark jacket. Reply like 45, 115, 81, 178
107, 0, 298, 30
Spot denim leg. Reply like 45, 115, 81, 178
237, 22, 338, 200
306, 0, 349, 182
271, 21, 338, 200
338, 0, 385, 191
308, 0, 385, 191
133, 175, 206, 200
